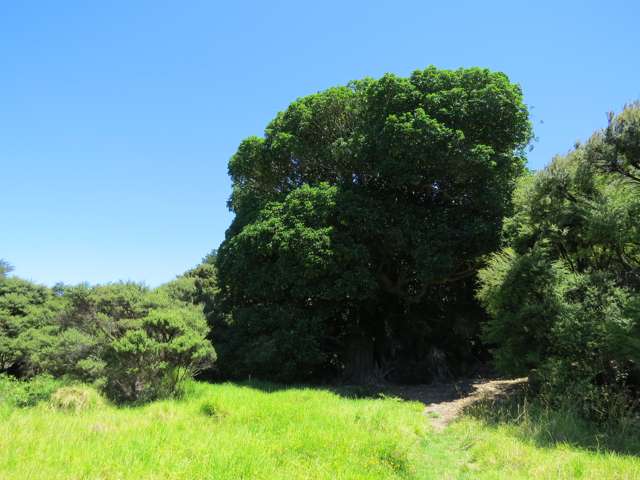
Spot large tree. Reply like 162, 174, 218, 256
214, 67, 531, 382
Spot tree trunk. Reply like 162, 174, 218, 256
344, 332, 376, 384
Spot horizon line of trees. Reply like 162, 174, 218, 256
0, 261, 216, 402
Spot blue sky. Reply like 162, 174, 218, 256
1, 1, 639, 286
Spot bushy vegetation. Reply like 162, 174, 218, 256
0, 271, 216, 403
214, 66, 531, 383
477, 103, 640, 419
465, 384, 640, 455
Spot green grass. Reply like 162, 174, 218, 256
1, 381, 639, 479
442, 418, 640, 479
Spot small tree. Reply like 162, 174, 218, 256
103, 306, 216, 403
0, 277, 62, 376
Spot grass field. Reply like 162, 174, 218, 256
1, 381, 639, 479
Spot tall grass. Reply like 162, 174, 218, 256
0, 381, 436, 479
1, 380, 640, 479
463, 386, 640, 454
448, 386, 640, 479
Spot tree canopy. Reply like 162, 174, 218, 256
213, 66, 532, 382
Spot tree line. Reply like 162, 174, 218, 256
2, 67, 638, 418
0, 263, 215, 402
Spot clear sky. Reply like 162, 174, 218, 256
1, 0, 639, 287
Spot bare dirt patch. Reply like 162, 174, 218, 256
387, 377, 527, 431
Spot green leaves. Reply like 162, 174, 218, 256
215, 66, 532, 382
0, 277, 63, 374
477, 103, 640, 419
93, 292, 216, 403
0, 273, 216, 403
589, 101, 640, 185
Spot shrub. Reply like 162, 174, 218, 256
0, 277, 217, 404
0, 277, 63, 376
477, 103, 640, 420
103, 307, 216, 403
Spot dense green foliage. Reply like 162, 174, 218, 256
0, 277, 63, 376
477, 103, 640, 419
0, 273, 216, 402
214, 66, 532, 382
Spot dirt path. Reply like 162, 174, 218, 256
387, 377, 527, 431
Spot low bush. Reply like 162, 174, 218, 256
102, 306, 216, 403
465, 384, 640, 454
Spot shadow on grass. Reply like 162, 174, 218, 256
463, 383, 640, 456
190, 376, 640, 456
230, 378, 640, 456
203, 378, 393, 400
222, 377, 472, 403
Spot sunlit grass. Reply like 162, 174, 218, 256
442, 418, 640, 479
0, 381, 434, 479
1, 381, 640, 479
